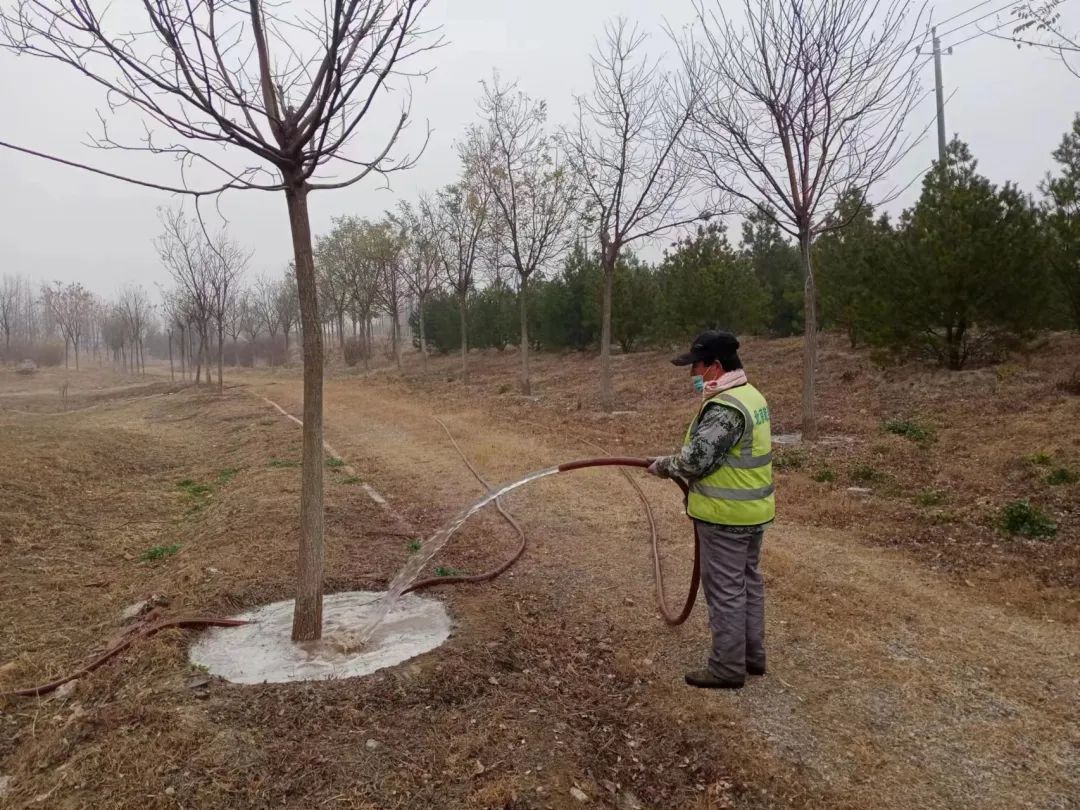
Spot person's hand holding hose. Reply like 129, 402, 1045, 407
646, 457, 671, 478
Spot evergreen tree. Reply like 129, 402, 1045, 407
815, 192, 895, 348
655, 224, 766, 342
891, 139, 1049, 368
1043, 114, 1080, 329
611, 255, 658, 352
739, 210, 803, 336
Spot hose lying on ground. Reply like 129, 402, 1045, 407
1, 615, 249, 698
2, 420, 698, 698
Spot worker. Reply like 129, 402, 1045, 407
648, 330, 774, 689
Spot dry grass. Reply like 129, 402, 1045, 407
1, 340, 1078, 810
354, 332, 1080, 619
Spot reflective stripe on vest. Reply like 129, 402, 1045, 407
683, 383, 775, 526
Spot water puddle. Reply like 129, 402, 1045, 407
189, 591, 451, 685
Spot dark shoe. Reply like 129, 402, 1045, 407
684, 669, 744, 689
747, 662, 767, 676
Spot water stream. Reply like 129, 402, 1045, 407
355, 466, 560, 644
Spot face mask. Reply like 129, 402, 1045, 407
691, 375, 705, 393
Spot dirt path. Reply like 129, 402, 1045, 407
243, 373, 1079, 810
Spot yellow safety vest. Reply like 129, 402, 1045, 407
683, 383, 775, 526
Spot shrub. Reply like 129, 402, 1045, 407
850, 463, 886, 485
773, 448, 805, 470
216, 468, 239, 485
1027, 452, 1053, 466
811, 467, 835, 483
883, 417, 934, 444
141, 544, 181, 561
999, 499, 1057, 538
177, 479, 211, 498
916, 489, 945, 506
1046, 467, 1077, 485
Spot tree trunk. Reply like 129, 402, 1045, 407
168, 330, 175, 382
361, 315, 369, 371
947, 323, 965, 370
337, 311, 346, 358
285, 179, 325, 643
458, 291, 468, 383
179, 326, 186, 380
365, 317, 372, 371
217, 320, 225, 393
418, 295, 428, 370
519, 273, 531, 395
74, 339, 80, 371
799, 231, 819, 440
600, 259, 615, 412
392, 304, 402, 370
194, 332, 204, 384
64, 337, 69, 369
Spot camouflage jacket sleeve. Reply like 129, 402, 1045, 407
658, 403, 745, 482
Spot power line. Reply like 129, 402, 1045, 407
935, 0, 997, 29
937, 0, 1021, 40
894, 86, 961, 198
944, 18, 1015, 48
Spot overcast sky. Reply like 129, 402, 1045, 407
1, 0, 1077, 297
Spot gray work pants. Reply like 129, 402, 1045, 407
695, 521, 766, 680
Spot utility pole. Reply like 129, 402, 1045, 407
931, 26, 951, 168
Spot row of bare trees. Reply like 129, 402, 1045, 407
0, 0, 927, 643
0, 274, 155, 373
156, 208, 251, 392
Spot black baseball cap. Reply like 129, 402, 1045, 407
671, 330, 740, 366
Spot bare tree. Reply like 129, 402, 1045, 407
255, 274, 283, 355
316, 221, 358, 359
101, 305, 128, 370
157, 208, 215, 383
275, 271, 300, 360
225, 288, 247, 366
240, 292, 263, 364
370, 219, 407, 368
0, 275, 17, 358
205, 231, 250, 390
462, 74, 578, 394
162, 287, 196, 380
1, 0, 438, 642
394, 199, 443, 366
679, 0, 925, 439
347, 225, 383, 371
43, 281, 93, 369
564, 19, 708, 411
429, 179, 488, 381
118, 284, 153, 375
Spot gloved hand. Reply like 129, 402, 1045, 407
647, 457, 671, 478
